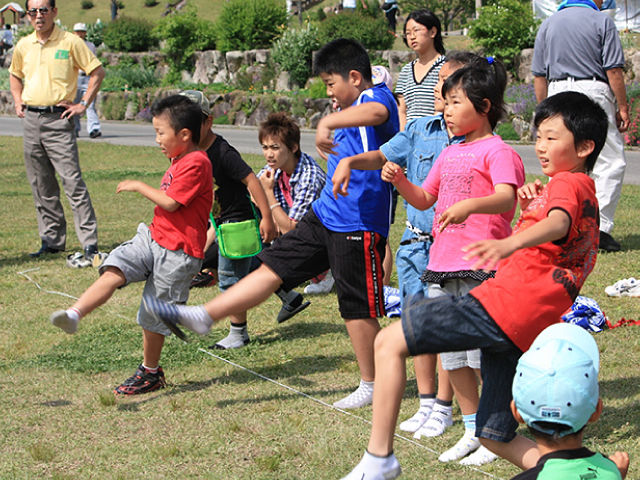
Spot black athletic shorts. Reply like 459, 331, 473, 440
257, 209, 387, 319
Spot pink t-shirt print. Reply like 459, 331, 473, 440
422, 135, 525, 273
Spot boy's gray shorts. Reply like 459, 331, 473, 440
100, 223, 202, 336
427, 279, 482, 371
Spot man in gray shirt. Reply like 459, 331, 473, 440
532, 0, 628, 252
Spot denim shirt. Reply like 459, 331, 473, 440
380, 114, 464, 235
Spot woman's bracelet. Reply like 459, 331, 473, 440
270, 203, 280, 210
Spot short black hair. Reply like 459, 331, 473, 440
527, 423, 586, 444
533, 92, 607, 174
444, 50, 482, 69
312, 38, 372, 82
403, 10, 445, 54
259, 112, 301, 159
26, 0, 55, 9
150, 94, 203, 146
441, 56, 508, 129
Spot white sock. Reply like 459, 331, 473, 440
50, 309, 80, 334
179, 305, 214, 335
341, 450, 401, 480
399, 397, 435, 432
333, 379, 374, 409
459, 445, 498, 466
414, 403, 453, 438
438, 430, 481, 462
67, 308, 81, 322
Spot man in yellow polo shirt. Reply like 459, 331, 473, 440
9, 0, 106, 267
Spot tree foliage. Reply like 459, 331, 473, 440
103, 17, 158, 52
153, 6, 217, 84
318, 11, 395, 50
272, 23, 321, 87
468, 0, 539, 66
398, 0, 474, 32
216, 0, 288, 53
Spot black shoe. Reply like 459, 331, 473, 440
89, 130, 102, 139
599, 231, 621, 252
84, 244, 99, 261
114, 364, 166, 395
189, 271, 216, 289
30, 242, 64, 257
276, 293, 311, 324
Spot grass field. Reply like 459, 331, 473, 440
2, 134, 640, 479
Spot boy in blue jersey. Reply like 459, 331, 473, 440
145, 38, 400, 410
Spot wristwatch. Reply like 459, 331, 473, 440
80, 99, 87, 107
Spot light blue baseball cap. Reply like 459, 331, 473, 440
512, 322, 600, 437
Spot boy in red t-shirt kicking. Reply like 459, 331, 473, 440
48, 95, 213, 396
340, 91, 608, 479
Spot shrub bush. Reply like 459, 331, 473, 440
468, 0, 539, 67
86, 20, 104, 47
495, 122, 520, 141
153, 6, 217, 85
101, 64, 159, 91
306, 77, 328, 99
318, 11, 394, 50
144, 0, 158, 6
103, 16, 158, 52
272, 24, 321, 87
81, 0, 94, 9
216, 0, 288, 53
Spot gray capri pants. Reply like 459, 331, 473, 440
100, 223, 202, 336
427, 278, 482, 370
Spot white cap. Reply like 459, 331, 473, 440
73, 23, 87, 32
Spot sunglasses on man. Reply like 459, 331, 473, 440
27, 7, 52, 17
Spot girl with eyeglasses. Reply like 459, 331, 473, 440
396, 9, 446, 130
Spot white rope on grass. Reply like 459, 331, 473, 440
16, 267, 131, 322
199, 348, 503, 480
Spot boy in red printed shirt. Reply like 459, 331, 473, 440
48, 95, 213, 396
341, 91, 607, 480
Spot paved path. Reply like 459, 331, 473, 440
2, 116, 639, 184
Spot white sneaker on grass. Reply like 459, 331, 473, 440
459, 445, 498, 466
605, 277, 640, 297
304, 271, 335, 294
413, 408, 453, 439
333, 380, 374, 409
438, 430, 481, 462
341, 451, 401, 480
399, 407, 432, 432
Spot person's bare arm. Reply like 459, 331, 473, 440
609, 451, 630, 479
315, 102, 390, 159
244, 172, 277, 243
397, 94, 407, 131
382, 161, 436, 211
60, 65, 105, 119
258, 169, 298, 234
332, 150, 388, 198
9, 73, 25, 118
437, 183, 516, 232
463, 208, 571, 272
116, 180, 181, 212
606, 67, 629, 132
534, 75, 548, 104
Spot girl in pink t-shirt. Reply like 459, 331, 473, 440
382, 57, 525, 466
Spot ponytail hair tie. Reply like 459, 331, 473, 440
486, 56, 495, 65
